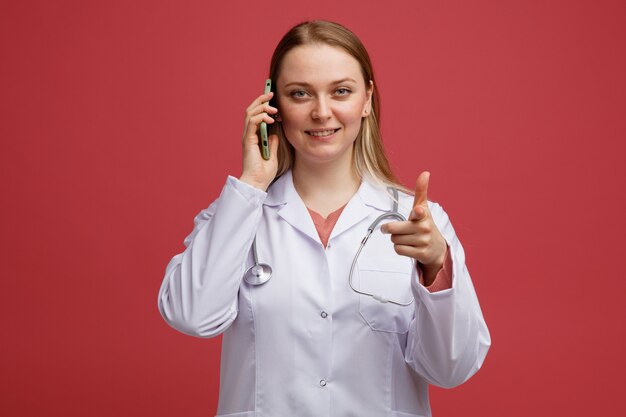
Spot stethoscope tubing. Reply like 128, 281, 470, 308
348, 210, 415, 306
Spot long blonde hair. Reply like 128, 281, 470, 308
269, 20, 407, 192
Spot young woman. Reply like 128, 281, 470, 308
159, 20, 490, 417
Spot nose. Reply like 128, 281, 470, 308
311, 97, 332, 121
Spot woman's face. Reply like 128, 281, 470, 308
276, 44, 372, 167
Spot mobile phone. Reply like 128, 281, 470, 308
259, 79, 272, 160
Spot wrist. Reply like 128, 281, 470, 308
417, 245, 447, 286
239, 174, 270, 191
419, 261, 443, 287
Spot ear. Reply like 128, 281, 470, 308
362, 80, 374, 117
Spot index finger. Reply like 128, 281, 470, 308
412, 171, 430, 208
246, 92, 274, 112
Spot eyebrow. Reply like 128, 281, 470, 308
283, 78, 358, 88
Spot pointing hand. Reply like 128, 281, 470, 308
381, 172, 447, 284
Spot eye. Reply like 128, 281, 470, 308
335, 87, 352, 96
290, 90, 308, 99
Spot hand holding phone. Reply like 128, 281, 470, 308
239, 80, 277, 190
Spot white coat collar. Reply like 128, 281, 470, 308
264, 170, 395, 244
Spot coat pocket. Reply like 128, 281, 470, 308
357, 258, 415, 334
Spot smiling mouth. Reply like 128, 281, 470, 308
306, 128, 341, 137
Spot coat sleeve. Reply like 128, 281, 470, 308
404, 201, 491, 388
157, 176, 266, 338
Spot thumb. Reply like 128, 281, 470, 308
412, 171, 430, 208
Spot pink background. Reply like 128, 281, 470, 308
2, 0, 625, 415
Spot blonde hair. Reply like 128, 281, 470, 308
269, 20, 408, 192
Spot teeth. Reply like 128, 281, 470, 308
308, 129, 336, 137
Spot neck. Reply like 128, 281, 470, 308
292, 155, 361, 218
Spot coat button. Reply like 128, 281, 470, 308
320, 311, 328, 318
319, 379, 327, 387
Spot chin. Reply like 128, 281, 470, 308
296, 145, 355, 165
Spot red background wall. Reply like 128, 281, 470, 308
2, 0, 625, 416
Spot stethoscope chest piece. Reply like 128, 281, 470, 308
243, 263, 272, 286
243, 238, 272, 285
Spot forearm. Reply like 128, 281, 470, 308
404, 205, 490, 387
157, 176, 266, 337
406, 262, 490, 387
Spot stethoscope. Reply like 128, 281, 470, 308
243, 238, 273, 285
243, 188, 415, 306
